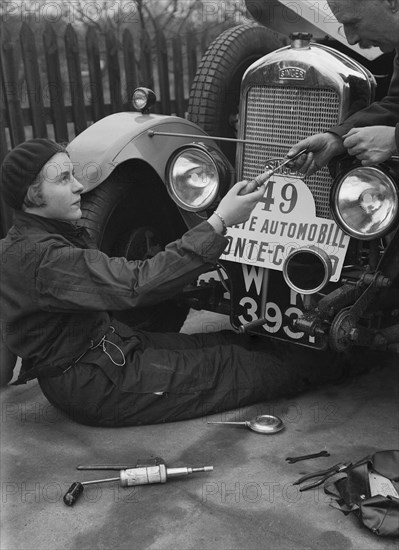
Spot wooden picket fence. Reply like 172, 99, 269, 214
0, 21, 224, 233
1, 22, 217, 149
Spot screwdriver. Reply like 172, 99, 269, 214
63, 464, 213, 506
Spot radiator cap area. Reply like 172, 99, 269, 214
290, 32, 312, 49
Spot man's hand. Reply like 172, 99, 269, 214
342, 126, 397, 165
287, 133, 345, 176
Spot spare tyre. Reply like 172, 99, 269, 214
188, 24, 288, 164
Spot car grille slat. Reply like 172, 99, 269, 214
242, 86, 340, 218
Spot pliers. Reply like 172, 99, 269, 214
293, 462, 351, 492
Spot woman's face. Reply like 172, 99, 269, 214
34, 152, 85, 221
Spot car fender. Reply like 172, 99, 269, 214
67, 112, 216, 192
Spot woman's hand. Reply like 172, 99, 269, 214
208, 180, 266, 233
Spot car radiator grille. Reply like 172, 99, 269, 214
241, 86, 341, 219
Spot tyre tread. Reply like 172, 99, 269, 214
188, 24, 287, 139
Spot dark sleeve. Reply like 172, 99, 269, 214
329, 50, 399, 143
36, 221, 227, 311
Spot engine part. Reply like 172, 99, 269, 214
329, 308, 359, 352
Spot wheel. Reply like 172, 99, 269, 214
187, 24, 288, 164
79, 163, 190, 332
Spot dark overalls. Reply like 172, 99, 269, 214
0, 211, 345, 426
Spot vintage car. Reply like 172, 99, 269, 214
1, 1, 398, 384
62, 2, 399, 355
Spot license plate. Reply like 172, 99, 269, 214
228, 263, 327, 349
221, 174, 349, 282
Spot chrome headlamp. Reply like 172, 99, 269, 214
331, 166, 398, 239
166, 143, 230, 211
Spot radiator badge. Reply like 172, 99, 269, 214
279, 66, 306, 80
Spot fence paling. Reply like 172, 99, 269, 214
1, 27, 26, 146
172, 35, 185, 118
43, 23, 69, 143
186, 33, 197, 90
106, 29, 123, 112
0, 82, 7, 157
140, 30, 154, 92
0, 60, 14, 235
123, 29, 138, 110
86, 26, 105, 123
200, 29, 209, 57
156, 29, 171, 115
65, 24, 87, 136
20, 22, 48, 138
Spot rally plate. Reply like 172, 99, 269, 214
221, 174, 349, 282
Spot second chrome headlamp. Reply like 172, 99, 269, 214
331, 166, 398, 240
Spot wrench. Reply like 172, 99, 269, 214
286, 451, 330, 463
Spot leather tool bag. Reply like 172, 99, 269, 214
325, 450, 399, 537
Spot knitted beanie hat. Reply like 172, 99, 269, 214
0, 139, 65, 210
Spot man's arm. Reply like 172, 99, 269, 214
329, 51, 399, 137
288, 51, 399, 174
329, 51, 399, 164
